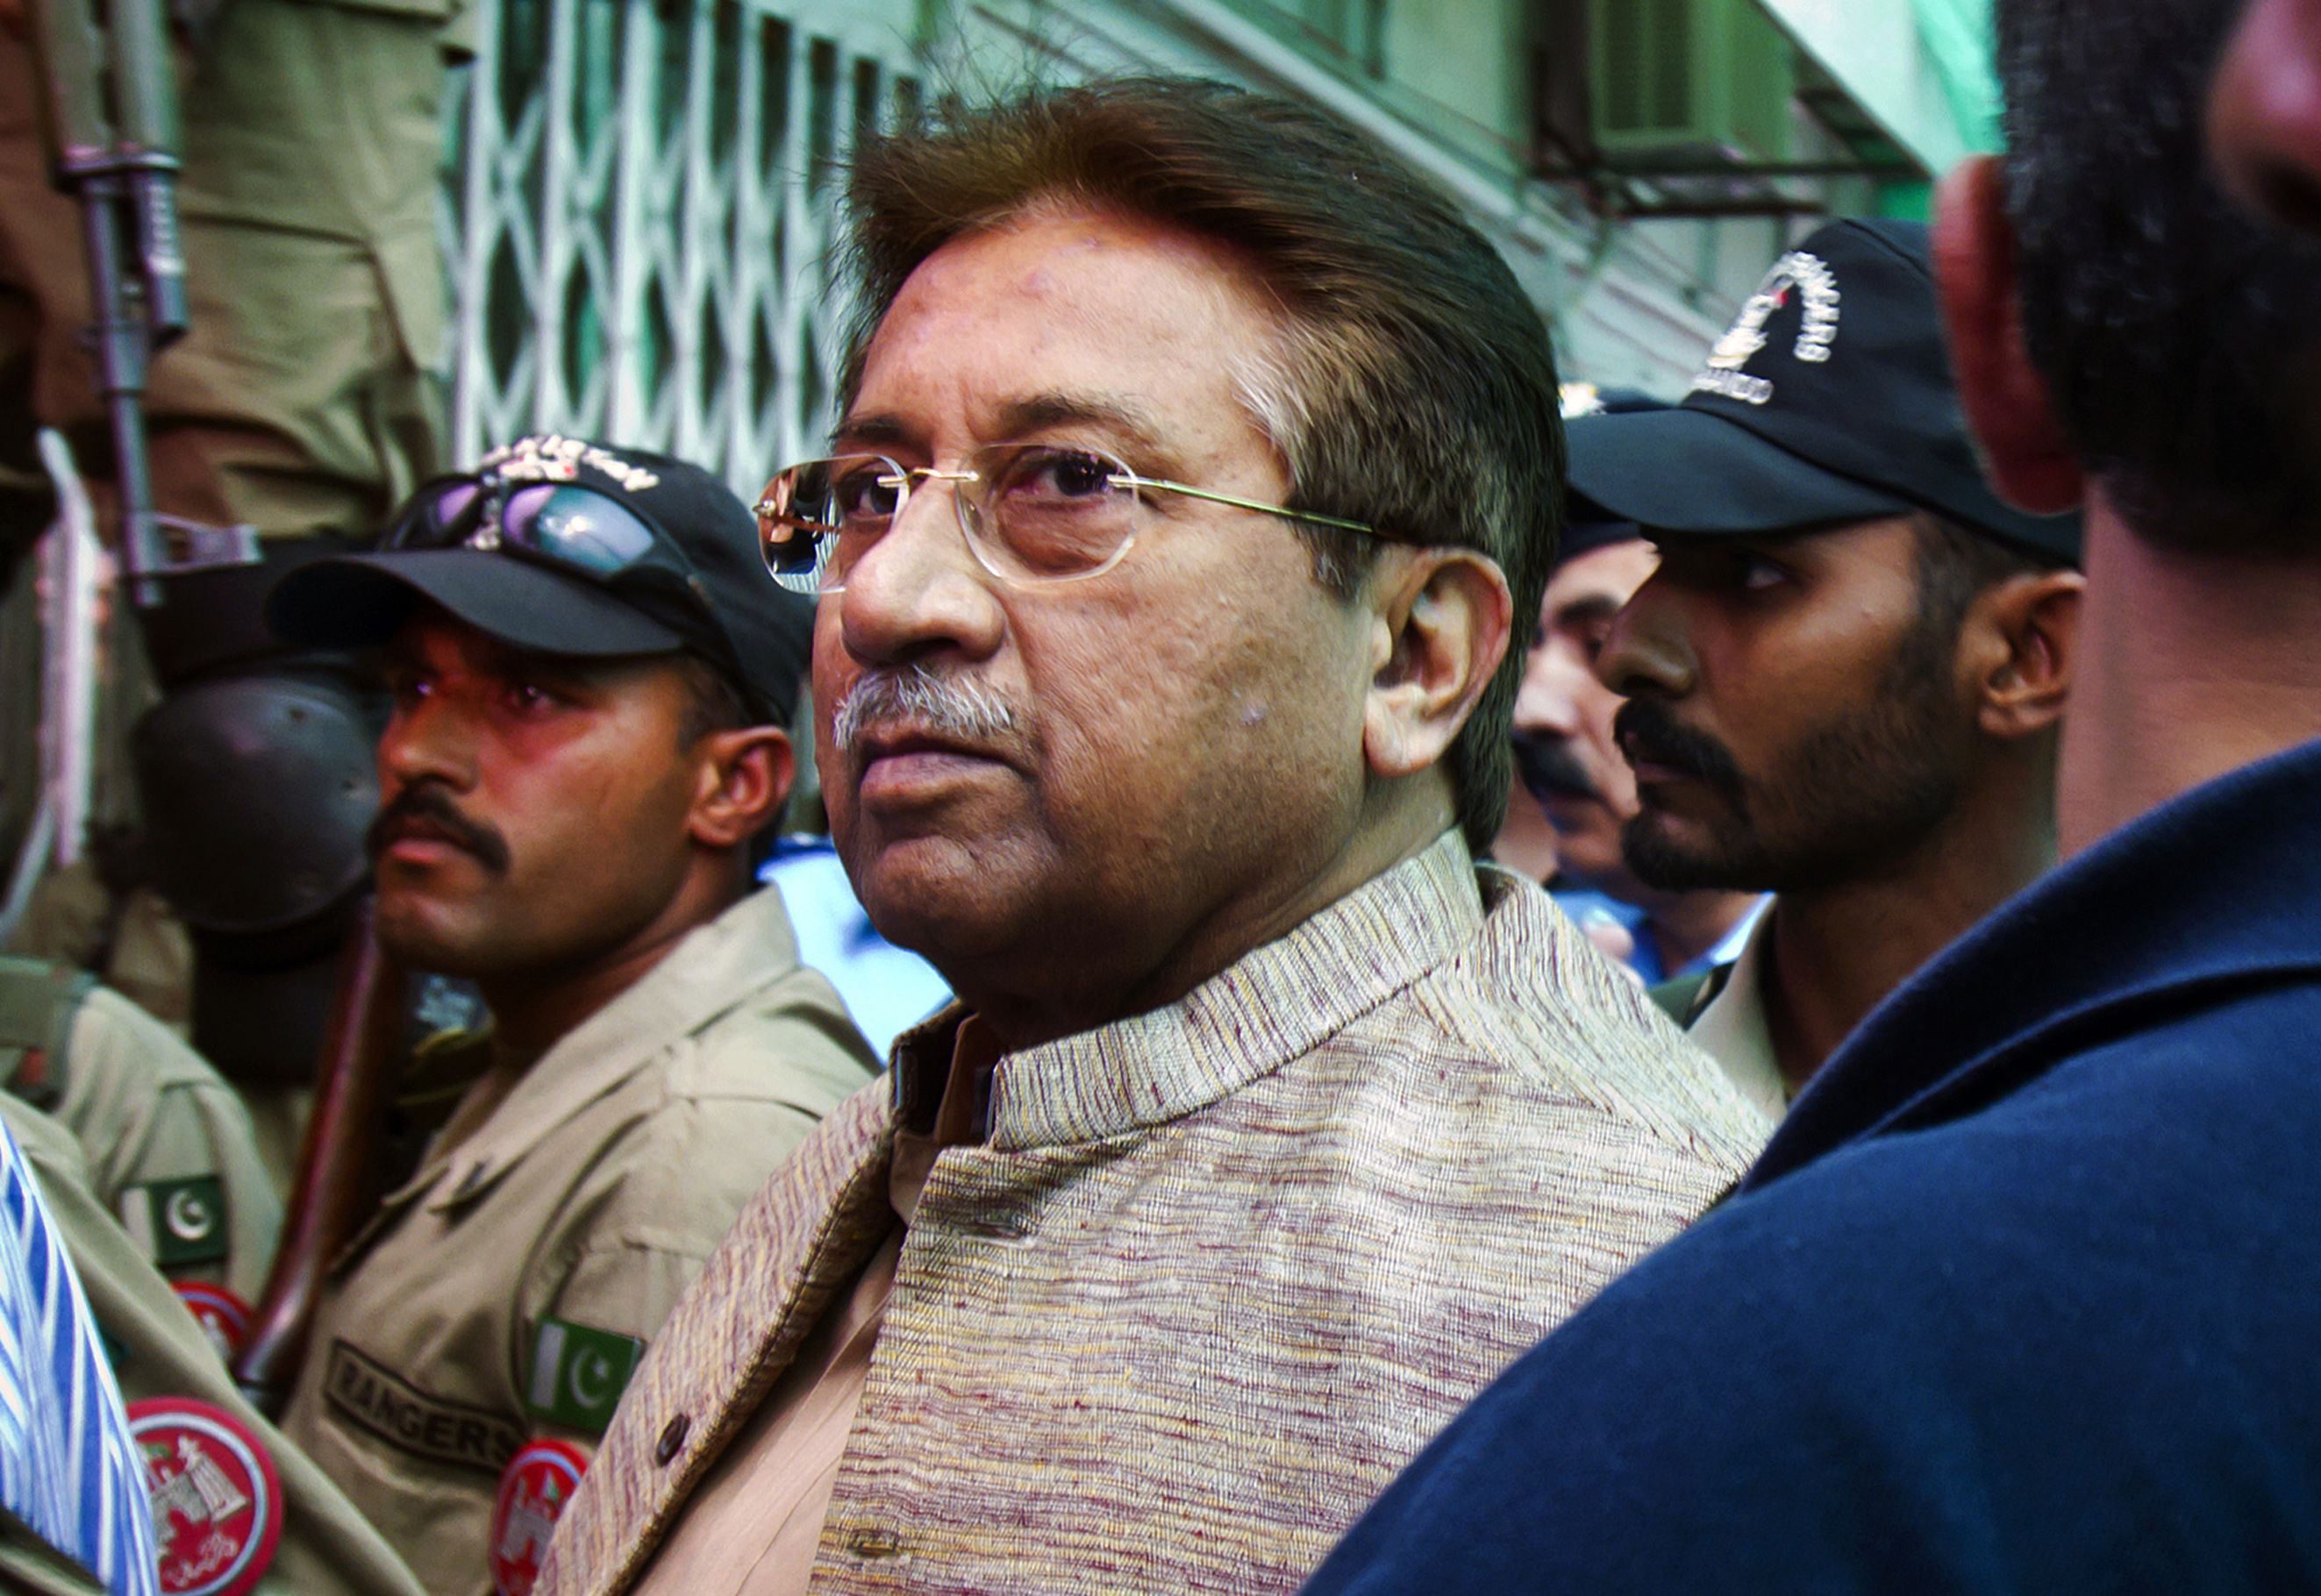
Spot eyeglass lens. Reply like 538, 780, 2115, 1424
759, 445, 1139, 590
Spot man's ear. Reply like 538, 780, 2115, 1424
1970, 567, 2084, 740
689, 727, 795, 850
1933, 156, 2087, 516
1361, 547, 1513, 780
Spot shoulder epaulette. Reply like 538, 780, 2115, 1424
0, 956, 96, 1109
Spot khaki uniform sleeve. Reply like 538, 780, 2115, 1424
0, 1097, 425, 1596
0, 1535, 106, 1596
51, 989, 283, 1300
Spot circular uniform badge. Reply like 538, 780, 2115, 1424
171, 1283, 254, 1363
125, 1398, 282, 1596
490, 1438, 590, 1596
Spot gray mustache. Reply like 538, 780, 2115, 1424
832, 666, 1021, 754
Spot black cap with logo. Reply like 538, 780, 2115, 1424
1565, 219, 2082, 565
268, 436, 815, 723
1558, 389, 1668, 566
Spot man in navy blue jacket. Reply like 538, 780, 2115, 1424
1301, 0, 2321, 1589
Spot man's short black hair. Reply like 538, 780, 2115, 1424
673, 654, 754, 748
1910, 513, 2059, 644
1999, 0, 2321, 556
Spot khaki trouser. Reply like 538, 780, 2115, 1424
0, 0, 455, 544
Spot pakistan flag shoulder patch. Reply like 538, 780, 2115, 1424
524, 1318, 643, 1436
119, 1175, 230, 1270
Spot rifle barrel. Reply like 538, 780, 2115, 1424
233, 906, 404, 1416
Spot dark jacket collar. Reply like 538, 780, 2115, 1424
1744, 736, 2321, 1193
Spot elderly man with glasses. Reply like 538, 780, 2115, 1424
260, 436, 881, 1596
530, 78, 1765, 1596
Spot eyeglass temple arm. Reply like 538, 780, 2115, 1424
760, 463, 1374, 539
1124, 475, 1375, 536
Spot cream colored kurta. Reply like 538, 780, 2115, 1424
1687, 907, 1790, 1122
540, 832, 1772, 1596
280, 887, 880, 1596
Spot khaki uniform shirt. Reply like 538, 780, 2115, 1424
1687, 907, 1790, 1122
1, 961, 281, 1302
542, 833, 1772, 1596
0, 1096, 425, 1596
5, 863, 194, 1031
282, 887, 878, 1596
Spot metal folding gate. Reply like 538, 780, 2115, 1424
439, 0, 924, 495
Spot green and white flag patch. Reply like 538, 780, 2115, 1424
118, 1175, 229, 1270
525, 1318, 642, 1435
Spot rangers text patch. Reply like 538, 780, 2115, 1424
323, 1339, 524, 1475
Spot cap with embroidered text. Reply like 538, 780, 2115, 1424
266, 436, 814, 723
1565, 220, 2082, 565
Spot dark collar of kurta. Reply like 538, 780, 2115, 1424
1746, 735, 2321, 1194
884, 830, 1486, 1151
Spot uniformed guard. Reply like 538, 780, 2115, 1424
0, 954, 280, 1329
1567, 220, 2083, 1110
1509, 472, 1767, 988
263, 436, 880, 1596
1, 0, 466, 1116
1, 1094, 425, 1596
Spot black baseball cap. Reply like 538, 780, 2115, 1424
1558, 391, 1668, 566
1565, 219, 2082, 565
267, 436, 815, 722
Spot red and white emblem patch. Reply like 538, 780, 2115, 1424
126, 1398, 282, 1596
171, 1283, 253, 1362
490, 1438, 589, 1596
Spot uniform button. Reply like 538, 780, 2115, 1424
654, 1414, 689, 1465
846, 1528, 903, 1559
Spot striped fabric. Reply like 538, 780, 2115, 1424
0, 1114, 159, 1594
541, 831, 1772, 1596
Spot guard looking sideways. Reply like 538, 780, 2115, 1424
1575, 219, 2082, 1110
1512, 498, 1764, 987
536, 78, 1763, 1596
1297, 0, 2321, 1588
263, 436, 880, 1596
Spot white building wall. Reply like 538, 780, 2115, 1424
945, 0, 1846, 395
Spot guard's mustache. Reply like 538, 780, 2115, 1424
831, 665, 1021, 755
1511, 730, 1598, 803
365, 782, 512, 874
1612, 699, 1746, 801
